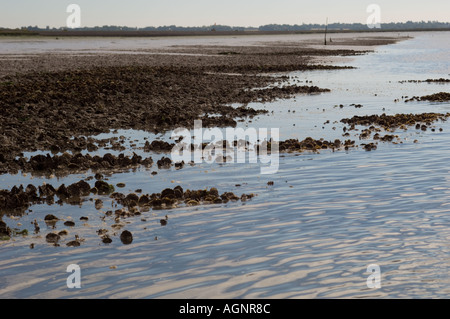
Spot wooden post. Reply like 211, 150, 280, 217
324, 17, 328, 45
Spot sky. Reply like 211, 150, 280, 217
1, 0, 449, 28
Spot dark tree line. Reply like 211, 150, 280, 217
259, 21, 450, 31
3, 20, 449, 32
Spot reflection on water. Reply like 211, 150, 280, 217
0, 32, 450, 299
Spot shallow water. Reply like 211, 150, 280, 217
0, 31, 408, 55
0, 31, 450, 299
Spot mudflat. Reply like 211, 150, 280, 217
0, 35, 402, 166
1, 33, 423, 216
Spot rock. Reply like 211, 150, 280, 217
68, 163, 80, 170
144, 140, 174, 153
124, 193, 139, 207
174, 188, 183, 199
76, 180, 91, 194
50, 144, 61, 153
209, 187, 219, 197
111, 192, 125, 201
112, 223, 124, 230
406, 92, 450, 102
138, 194, 150, 206
95, 199, 103, 210
33, 220, 40, 233
162, 197, 176, 207
334, 139, 341, 147
342, 113, 450, 131
45, 232, 60, 244
103, 153, 116, 166
25, 184, 38, 199
151, 199, 163, 207
66, 240, 81, 247
67, 184, 82, 197
363, 143, 377, 151
0, 221, 11, 238
120, 230, 133, 245
97, 229, 108, 236
44, 214, 59, 222
380, 135, 395, 142
157, 157, 172, 169
39, 184, 56, 197
58, 230, 68, 236
175, 161, 184, 170
221, 192, 239, 201
95, 181, 114, 195
161, 188, 175, 199
174, 185, 184, 193
125, 193, 139, 202
67, 180, 91, 197
86, 143, 98, 152
56, 184, 70, 198
187, 200, 199, 206
102, 236, 112, 244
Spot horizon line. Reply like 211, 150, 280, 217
2, 20, 450, 30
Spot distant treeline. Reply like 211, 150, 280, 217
2, 20, 449, 33
259, 21, 450, 31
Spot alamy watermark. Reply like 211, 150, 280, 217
366, 4, 381, 29
65, 4, 380, 30
170, 120, 280, 175
66, 4, 81, 29
366, 264, 382, 289
66, 264, 81, 289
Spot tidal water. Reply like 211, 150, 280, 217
0, 31, 449, 299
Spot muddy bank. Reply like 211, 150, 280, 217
0, 36, 403, 173
341, 112, 450, 129
0, 152, 154, 176
0, 178, 254, 215
111, 186, 254, 211
0, 65, 333, 162
0, 179, 255, 245
405, 92, 450, 102
399, 78, 450, 84
0, 42, 378, 172
0, 41, 376, 77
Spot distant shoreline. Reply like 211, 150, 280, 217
1, 28, 449, 37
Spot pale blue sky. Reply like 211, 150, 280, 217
1, 0, 449, 28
